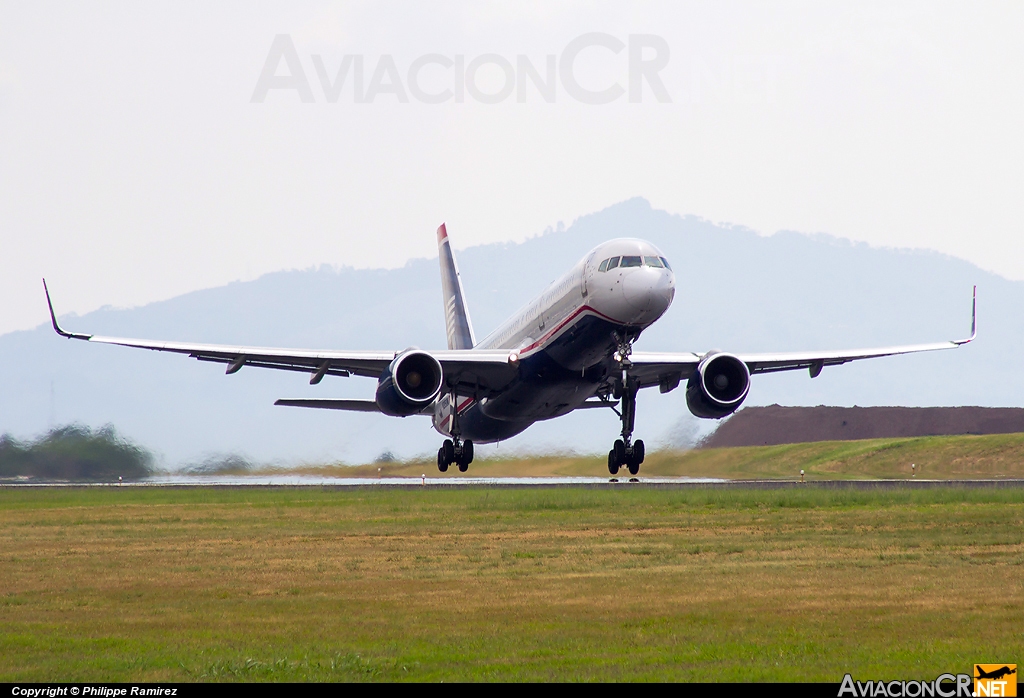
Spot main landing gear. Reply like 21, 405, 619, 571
437, 391, 474, 472
437, 437, 474, 473
608, 334, 645, 477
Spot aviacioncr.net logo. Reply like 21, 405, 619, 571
974, 665, 1017, 697
838, 673, 974, 697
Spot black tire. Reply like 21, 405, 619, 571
608, 450, 620, 475
627, 457, 640, 476
437, 447, 449, 472
613, 439, 626, 464
633, 439, 645, 464
457, 460, 469, 473
463, 440, 474, 465
442, 439, 455, 465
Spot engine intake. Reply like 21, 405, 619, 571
685, 352, 750, 419
375, 349, 444, 416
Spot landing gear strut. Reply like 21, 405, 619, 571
437, 391, 474, 473
608, 335, 645, 476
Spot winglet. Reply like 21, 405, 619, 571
42, 279, 91, 340
953, 285, 977, 346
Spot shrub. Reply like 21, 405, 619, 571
0, 424, 153, 481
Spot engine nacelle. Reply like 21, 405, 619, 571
685, 352, 750, 419
375, 349, 444, 417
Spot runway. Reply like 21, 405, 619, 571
5, 475, 1024, 489
4, 474, 727, 487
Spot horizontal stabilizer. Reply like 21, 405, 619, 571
274, 398, 381, 412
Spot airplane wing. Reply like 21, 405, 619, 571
43, 280, 519, 395
627, 286, 977, 391
44, 280, 975, 398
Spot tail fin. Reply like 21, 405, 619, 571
437, 223, 476, 350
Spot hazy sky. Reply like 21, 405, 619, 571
1, 1, 1022, 337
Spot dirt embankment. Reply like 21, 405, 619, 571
701, 406, 1024, 449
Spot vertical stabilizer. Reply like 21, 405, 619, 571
437, 223, 476, 350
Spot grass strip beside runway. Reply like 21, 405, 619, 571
288, 432, 1024, 480
1, 486, 1022, 681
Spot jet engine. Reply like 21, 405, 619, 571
685, 352, 750, 419
375, 349, 444, 416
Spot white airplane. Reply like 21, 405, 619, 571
43, 224, 976, 475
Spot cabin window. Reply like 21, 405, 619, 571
620, 255, 643, 268
598, 259, 609, 272
660, 256, 672, 270
606, 256, 620, 270
644, 256, 664, 268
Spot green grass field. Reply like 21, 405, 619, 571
1, 486, 1022, 681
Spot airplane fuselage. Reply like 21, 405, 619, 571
433, 238, 676, 442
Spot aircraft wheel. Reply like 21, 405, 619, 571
627, 458, 640, 476
463, 440, 474, 465
608, 450, 620, 475
457, 459, 469, 473
613, 439, 626, 464
633, 439, 645, 464
437, 447, 449, 472
441, 439, 455, 465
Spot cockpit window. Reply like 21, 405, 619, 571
606, 256, 620, 270
598, 259, 609, 272
620, 255, 643, 268
644, 256, 664, 268
660, 256, 672, 270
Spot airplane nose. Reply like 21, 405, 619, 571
621, 267, 674, 323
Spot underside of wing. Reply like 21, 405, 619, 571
740, 286, 976, 377
738, 340, 970, 376
85, 335, 395, 379
624, 352, 701, 392
628, 285, 976, 387
432, 350, 519, 396
45, 277, 519, 393
628, 338, 972, 390
66, 334, 518, 394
